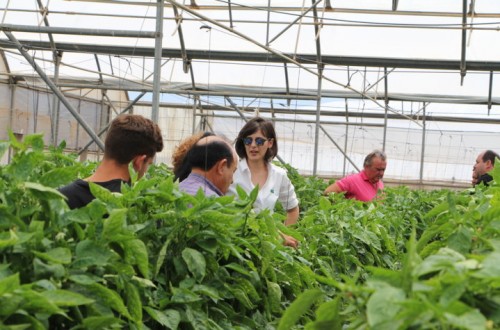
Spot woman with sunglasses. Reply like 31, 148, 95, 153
230, 117, 300, 248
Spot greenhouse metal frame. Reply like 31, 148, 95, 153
0, 0, 499, 187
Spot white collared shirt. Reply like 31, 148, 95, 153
229, 159, 299, 213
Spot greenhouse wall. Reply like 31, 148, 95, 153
0, 84, 105, 152
133, 105, 207, 166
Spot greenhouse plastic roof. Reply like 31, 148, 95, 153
1, 1, 499, 102
1, 0, 500, 184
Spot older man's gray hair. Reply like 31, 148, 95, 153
363, 150, 387, 167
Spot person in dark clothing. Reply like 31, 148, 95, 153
59, 179, 125, 209
472, 150, 499, 187
59, 114, 164, 209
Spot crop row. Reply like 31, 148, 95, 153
1, 133, 499, 329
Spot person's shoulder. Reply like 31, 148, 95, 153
99, 179, 127, 192
477, 173, 493, 185
179, 173, 200, 190
340, 172, 361, 181
58, 179, 92, 209
270, 163, 287, 175
481, 173, 493, 180
178, 174, 192, 186
59, 179, 88, 193
62, 179, 87, 187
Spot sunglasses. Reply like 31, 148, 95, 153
242, 137, 269, 146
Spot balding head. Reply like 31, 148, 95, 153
172, 131, 212, 181
189, 136, 236, 171
196, 135, 229, 147
186, 135, 238, 194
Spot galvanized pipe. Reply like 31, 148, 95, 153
151, 0, 164, 123
3, 30, 105, 150
311, 0, 323, 176
383, 67, 388, 151
419, 103, 427, 182
0, 23, 157, 38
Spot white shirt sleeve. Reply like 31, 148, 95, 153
273, 164, 299, 211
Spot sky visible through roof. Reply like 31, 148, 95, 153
0, 0, 499, 184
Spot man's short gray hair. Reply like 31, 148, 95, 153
364, 149, 387, 167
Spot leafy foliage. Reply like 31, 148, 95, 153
0, 134, 319, 329
2, 134, 500, 330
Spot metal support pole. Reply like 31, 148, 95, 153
460, 0, 467, 85
197, 112, 384, 128
7, 79, 15, 163
313, 65, 323, 175
312, 0, 323, 176
343, 98, 349, 175
225, 96, 247, 121
152, 0, 164, 123
0, 23, 157, 38
7, 78, 14, 133
188, 62, 201, 134
172, 5, 190, 74
4, 30, 104, 150
320, 125, 360, 172
227, 0, 234, 28
325, 0, 333, 10
268, 0, 323, 45
191, 98, 198, 134
94, 54, 104, 83
488, 71, 493, 113
51, 52, 62, 146
37, 0, 64, 147
467, 0, 476, 46
99, 92, 108, 156
33, 91, 40, 133
266, 0, 271, 45
419, 103, 427, 183
284, 63, 291, 107
392, 0, 399, 11
6, 38, 500, 72
364, 67, 395, 93
383, 67, 388, 151
75, 97, 82, 150
102, 93, 119, 115
36, 0, 56, 50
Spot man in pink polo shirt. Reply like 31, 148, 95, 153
324, 150, 387, 202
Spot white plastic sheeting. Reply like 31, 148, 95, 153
0, 0, 499, 185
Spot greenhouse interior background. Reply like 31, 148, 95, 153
0, 0, 499, 189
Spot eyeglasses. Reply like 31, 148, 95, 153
242, 137, 269, 146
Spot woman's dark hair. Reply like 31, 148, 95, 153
234, 117, 277, 163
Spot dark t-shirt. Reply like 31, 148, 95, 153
477, 173, 493, 186
58, 179, 126, 209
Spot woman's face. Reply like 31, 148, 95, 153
243, 129, 273, 161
